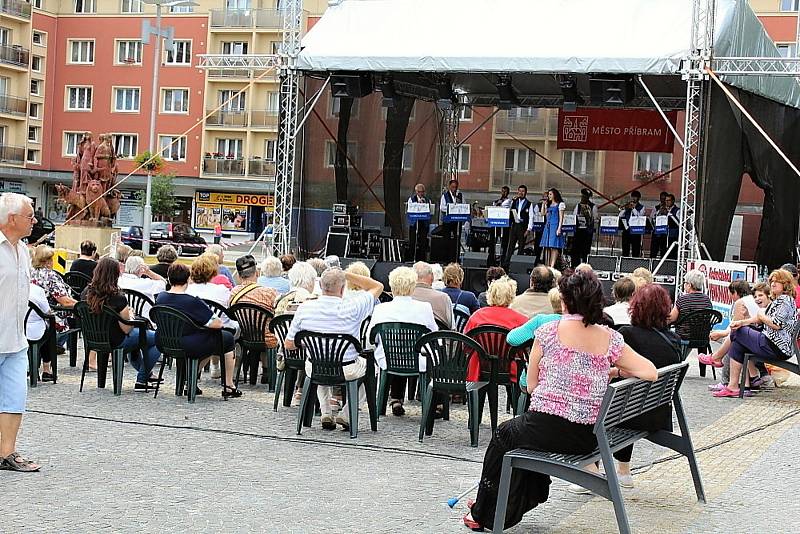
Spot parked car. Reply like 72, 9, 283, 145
120, 225, 144, 250
121, 222, 208, 256
27, 217, 55, 246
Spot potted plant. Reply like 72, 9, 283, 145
134, 151, 165, 173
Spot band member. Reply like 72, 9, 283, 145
439, 179, 463, 263
540, 188, 566, 268
532, 189, 548, 263
572, 188, 598, 266
502, 185, 533, 268
619, 190, 645, 257
665, 193, 680, 259
650, 191, 669, 258
407, 183, 431, 262
493, 186, 512, 265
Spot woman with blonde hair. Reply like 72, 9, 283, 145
344, 261, 372, 298
31, 245, 77, 359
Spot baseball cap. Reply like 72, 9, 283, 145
236, 254, 257, 275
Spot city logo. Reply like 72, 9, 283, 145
562, 116, 588, 142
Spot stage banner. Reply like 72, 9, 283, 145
485, 206, 510, 228
686, 259, 758, 330
600, 215, 619, 235
406, 202, 432, 224
531, 213, 545, 232
557, 108, 677, 153
443, 203, 470, 223
561, 214, 576, 235
654, 215, 668, 235
629, 215, 647, 235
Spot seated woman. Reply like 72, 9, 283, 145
258, 256, 291, 295
155, 263, 242, 399
82, 257, 161, 391
668, 269, 712, 337
712, 269, 798, 398
603, 276, 635, 326
477, 267, 506, 308
441, 263, 479, 314
30, 245, 77, 356
464, 270, 657, 531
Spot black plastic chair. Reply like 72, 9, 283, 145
64, 271, 92, 299
415, 331, 486, 447
149, 305, 231, 403
672, 308, 723, 378
271, 314, 305, 411
294, 330, 378, 439
25, 302, 57, 387
467, 325, 529, 435
435, 317, 452, 331
202, 298, 229, 319
369, 322, 431, 418
378, 291, 393, 303
123, 288, 156, 321
73, 301, 148, 396
227, 302, 275, 388
52, 303, 82, 368
453, 308, 470, 333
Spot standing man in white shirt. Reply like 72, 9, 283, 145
439, 179, 463, 263
0, 193, 40, 472
502, 185, 534, 269
407, 183, 431, 262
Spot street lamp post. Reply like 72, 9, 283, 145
141, 0, 197, 256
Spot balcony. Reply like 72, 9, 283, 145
0, 93, 27, 116
250, 110, 278, 128
247, 158, 275, 177
210, 8, 284, 29
0, 144, 24, 164
0, 44, 29, 68
207, 68, 252, 79
203, 158, 245, 176
0, 0, 31, 19
206, 109, 248, 127
495, 116, 548, 137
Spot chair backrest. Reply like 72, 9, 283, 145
64, 271, 92, 298
149, 304, 224, 359
294, 330, 362, 385
25, 301, 55, 342
227, 302, 273, 348
596, 362, 688, 434
467, 324, 526, 380
202, 298, 229, 319
453, 308, 470, 333
359, 316, 371, 348
674, 308, 723, 341
123, 288, 155, 318
415, 330, 487, 392
378, 291, 393, 303
270, 313, 302, 364
73, 301, 120, 352
369, 322, 431, 373
435, 317, 451, 331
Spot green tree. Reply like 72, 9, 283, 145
135, 173, 177, 220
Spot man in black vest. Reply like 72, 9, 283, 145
619, 190, 645, 257
572, 188, 598, 266
407, 183, 431, 261
502, 185, 532, 268
438, 179, 463, 263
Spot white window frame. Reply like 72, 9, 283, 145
776, 43, 798, 58
219, 90, 246, 111
112, 133, 138, 159
31, 56, 42, 73
161, 88, 189, 114
266, 91, 279, 113
216, 138, 244, 159
120, 0, 143, 14
325, 140, 357, 168
32, 31, 46, 47
74, 0, 96, 13
31, 0, 42, 8
457, 144, 470, 172
221, 41, 248, 55
170, 4, 193, 12
378, 142, 414, 170
30, 79, 41, 96
506, 107, 538, 120
458, 106, 473, 122
26, 149, 39, 164
562, 150, 596, 176
113, 87, 140, 113
115, 39, 143, 65
165, 40, 192, 65
634, 152, 672, 174
159, 135, 187, 161
780, 0, 799, 12
68, 39, 95, 65
264, 139, 277, 161
66, 86, 93, 111
0, 27, 11, 47
29, 102, 41, 119
28, 126, 39, 143
64, 132, 83, 157
504, 147, 535, 172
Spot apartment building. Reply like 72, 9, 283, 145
0, 0, 32, 172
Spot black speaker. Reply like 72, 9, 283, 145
462, 251, 487, 269
331, 73, 374, 98
588, 254, 619, 273
509, 254, 537, 275
654, 259, 678, 276
370, 261, 407, 289
429, 235, 453, 263
619, 257, 652, 275
340, 257, 377, 271
324, 229, 349, 257
464, 267, 488, 295
508, 271, 530, 295
590, 76, 635, 106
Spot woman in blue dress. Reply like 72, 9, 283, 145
539, 188, 566, 268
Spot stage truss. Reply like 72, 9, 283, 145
196, 0, 800, 281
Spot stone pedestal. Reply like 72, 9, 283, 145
55, 225, 118, 257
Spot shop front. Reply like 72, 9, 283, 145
193, 191, 275, 244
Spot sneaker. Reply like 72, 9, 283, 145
567, 483, 592, 495
291, 390, 302, 407
134, 382, 149, 392
617, 474, 634, 488
210, 364, 221, 379
320, 415, 336, 430
335, 415, 350, 431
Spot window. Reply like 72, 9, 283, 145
30, 79, 41, 96
114, 87, 140, 112
330, 95, 360, 118
221, 41, 248, 55
67, 86, 92, 110
266, 92, 279, 112
170, 4, 193, 12
0, 28, 10, 46
32, 31, 45, 46
26, 149, 39, 164
780, 0, 799, 12
635, 152, 672, 174
74, 0, 96, 14
562, 150, 596, 175
216, 138, 243, 159
325, 140, 357, 167
29, 102, 40, 119
64, 132, 82, 156
28, 127, 39, 143
227, 0, 251, 7
121, 0, 142, 13
379, 143, 414, 170
506, 107, 538, 120
219, 90, 245, 111
31, 0, 42, 7
31, 56, 42, 72
271, 41, 281, 54
458, 107, 473, 121
166, 40, 191, 65
112, 134, 138, 159
504, 148, 535, 172
777, 43, 798, 58
162, 88, 189, 113
457, 145, 470, 172
265, 139, 276, 161
116, 40, 143, 64
159, 135, 186, 161
0, 76, 7, 95
69, 40, 95, 64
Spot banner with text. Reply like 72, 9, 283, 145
686, 260, 758, 330
557, 108, 677, 153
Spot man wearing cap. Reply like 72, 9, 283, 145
572, 188, 599, 266
230, 255, 279, 384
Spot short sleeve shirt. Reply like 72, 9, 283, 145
155, 292, 214, 336
31, 267, 72, 330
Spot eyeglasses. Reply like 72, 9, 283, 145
13, 213, 36, 222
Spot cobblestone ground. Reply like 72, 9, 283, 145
4, 351, 800, 533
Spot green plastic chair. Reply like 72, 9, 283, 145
369, 322, 431, 419
227, 302, 275, 389
25, 302, 58, 387
270, 314, 306, 411
415, 331, 487, 447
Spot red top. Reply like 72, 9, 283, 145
464, 306, 529, 382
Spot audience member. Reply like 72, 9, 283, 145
274, 261, 318, 316
31, 245, 76, 353
431, 263, 445, 290
129, 249, 145, 259
279, 254, 296, 272
118, 256, 166, 318
324, 255, 341, 270
186, 254, 231, 307
150, 245, 178, 279
285, 269, 383, 431
780, 263, 800, 308
477, 266, 506, 308
367, 266, 437, 416
69, 240, 97, 278
574, 263, 593, 273
115, 244, 133, 266
632, 267, 654, 284
307, 257, 328, 295
344, 261, 372, 299
26, 282, 56, 381
508, 288, 563, 347
510, 265, 556, 318
465, 270, 657, 531
412, 261, 453, 327
155, 263, 241, 399
668, 269, 712, 337
206, 244, 234, 286
604, 277, 635, 326
258, 256, 291, 295
441, 263, 479, 314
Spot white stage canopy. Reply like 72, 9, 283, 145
297, 0, 800, 109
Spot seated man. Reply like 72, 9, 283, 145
118, 256, 167, 319
285, 269, 383, 431
411, 261, 453, 327
69, 240, 97, 278
603, 277, 635, 326
368, 266, 438, 416
510, 265, 556, 318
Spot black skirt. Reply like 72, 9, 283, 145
470, 410, 596, 531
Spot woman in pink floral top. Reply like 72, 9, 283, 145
466, 270, 657, 532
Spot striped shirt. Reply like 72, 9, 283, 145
763, 295, 798, 358
675, 291, 712, 338
286, 292, 375, 362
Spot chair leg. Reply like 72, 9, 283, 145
706, 344, 716, 380
442, 395, 450, 421
493, 455, 514, 533
283, 368, 296, 407
112, 349, 124, 396
273, 370, 284, 412
488, 383, 499, 436
68, 331, 78, 367
153, 358, 167, 399
28, 346, 38, 388
296, 377, 312, 434
346, 380, 359, 439
600, 444, 632, 534
79, 350, 89, 392
407, 376, 417, 401
516, 391, 529, 416
234, 347, 244, 387
174, 360, 186, 397
738, 353, 750, 399
376, 370, 389, 418
419, 383, 434, 441
365, 371, 378, 432
97, 352, 109, 389
467, 390, 480, 447
249, 350, 259, 386
303, 384, 317, 428
187, 359, 200, 404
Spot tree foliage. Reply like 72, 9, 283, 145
135, 173, 177, 219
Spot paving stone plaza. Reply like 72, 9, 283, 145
4, 350, 799, 534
